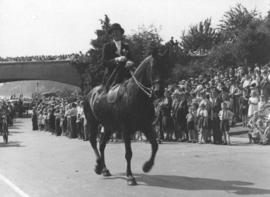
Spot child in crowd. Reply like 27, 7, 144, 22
219, 102, 234, 145
239, 90, 249, 127
248, 90, 259, 117
258, 94, 266, 111
41, 111, 46, 131
249, 119, 263, 144
186, 106, 196, 143
197, 103, 208, 144
192, 102, 199, 142
38, 111, 43, 130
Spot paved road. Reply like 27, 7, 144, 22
0, 118, 270, 197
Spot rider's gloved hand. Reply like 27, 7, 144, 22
115, 56, 127, 63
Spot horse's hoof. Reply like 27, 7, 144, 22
102, 169, 112, 177
127, 177, 137, 186
94, 165, 103, 175
143, 161, 153, 173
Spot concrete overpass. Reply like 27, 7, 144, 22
0, 60, 83, 87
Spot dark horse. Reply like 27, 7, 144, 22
84, 49, 167, 185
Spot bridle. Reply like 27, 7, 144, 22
130, 71, 153, 97
129, 57, 160, 98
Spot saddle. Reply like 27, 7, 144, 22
89, 84, 122, 111
107, 84, 121, 103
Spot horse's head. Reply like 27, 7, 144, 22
149, 48, 169, 98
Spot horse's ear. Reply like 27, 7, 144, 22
151, 48, 159, 59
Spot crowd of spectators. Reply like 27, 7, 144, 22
0, 51, 91, 63
0, 54, 76, 62
32, 96, 88, 141
30, 61, 270, 145
154, 64, 270, 145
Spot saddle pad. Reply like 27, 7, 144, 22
107, 84, 120, 103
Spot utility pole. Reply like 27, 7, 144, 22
37, 81, 39, 94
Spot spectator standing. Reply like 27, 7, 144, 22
210, 88, 222, 144
42, 111, 46, 130
60, 108, 66, 136
38, 111, 43, 130
76, 101, 84, 139
242, 74, 251, 91
171, 90, 181, 140
176, 91, 188, 141
69, 103, 78, 138
32, 108, 38, 130
197, 103, 208, 144
49, 108, 55, 134
258, 94, 266, 111
229, 80, 241, 119
159, 90, 173, 141
66, 105, 72, 137
54, 108, 61, 136
260, 68, 270, 101
186, 106, 196, 143
239, 90, 249, 127
219, 102, 234, 145
199, 92, 211, 142
45, 110, 50, 131
248, 90, 259, 117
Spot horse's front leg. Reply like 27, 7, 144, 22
124, 133, 137, 185
99, 128, 112, 176
142, 127, 158, 173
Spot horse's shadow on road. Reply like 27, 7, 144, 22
105, 173, 270, 195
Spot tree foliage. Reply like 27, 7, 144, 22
219, 4, 258, 42
181, 18, 219, 54
87, 15, 111, 86
212, 4, 270, 67
84, 4, 270, 85
126, 25, 163, 65
90, 14, 111, 64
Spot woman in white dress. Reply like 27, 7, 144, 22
248, 90, 259, 117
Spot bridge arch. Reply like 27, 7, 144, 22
0, 60, 83, 87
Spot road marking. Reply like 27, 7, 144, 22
0, 173, 30, 197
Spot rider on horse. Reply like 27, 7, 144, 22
102, 23, 135, 91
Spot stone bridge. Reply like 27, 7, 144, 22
0, 60, 83, 87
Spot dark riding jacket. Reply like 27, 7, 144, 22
102, 41, 133, 87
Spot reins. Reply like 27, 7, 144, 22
130, 71, 152, 98
129, 56, 158, 98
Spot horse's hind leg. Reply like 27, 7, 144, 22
89, 122, 105, 175
99, 127, 112, 176
142, 127, 158, 173
88, 118, 104, 175
84, 102, 102, 175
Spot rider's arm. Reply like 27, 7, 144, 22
102, 43, 118, 69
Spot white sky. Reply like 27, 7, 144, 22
0, 0, 269, 57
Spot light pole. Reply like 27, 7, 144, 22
36, 81, 39, 94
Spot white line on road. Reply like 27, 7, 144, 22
0, 173, 30, 197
